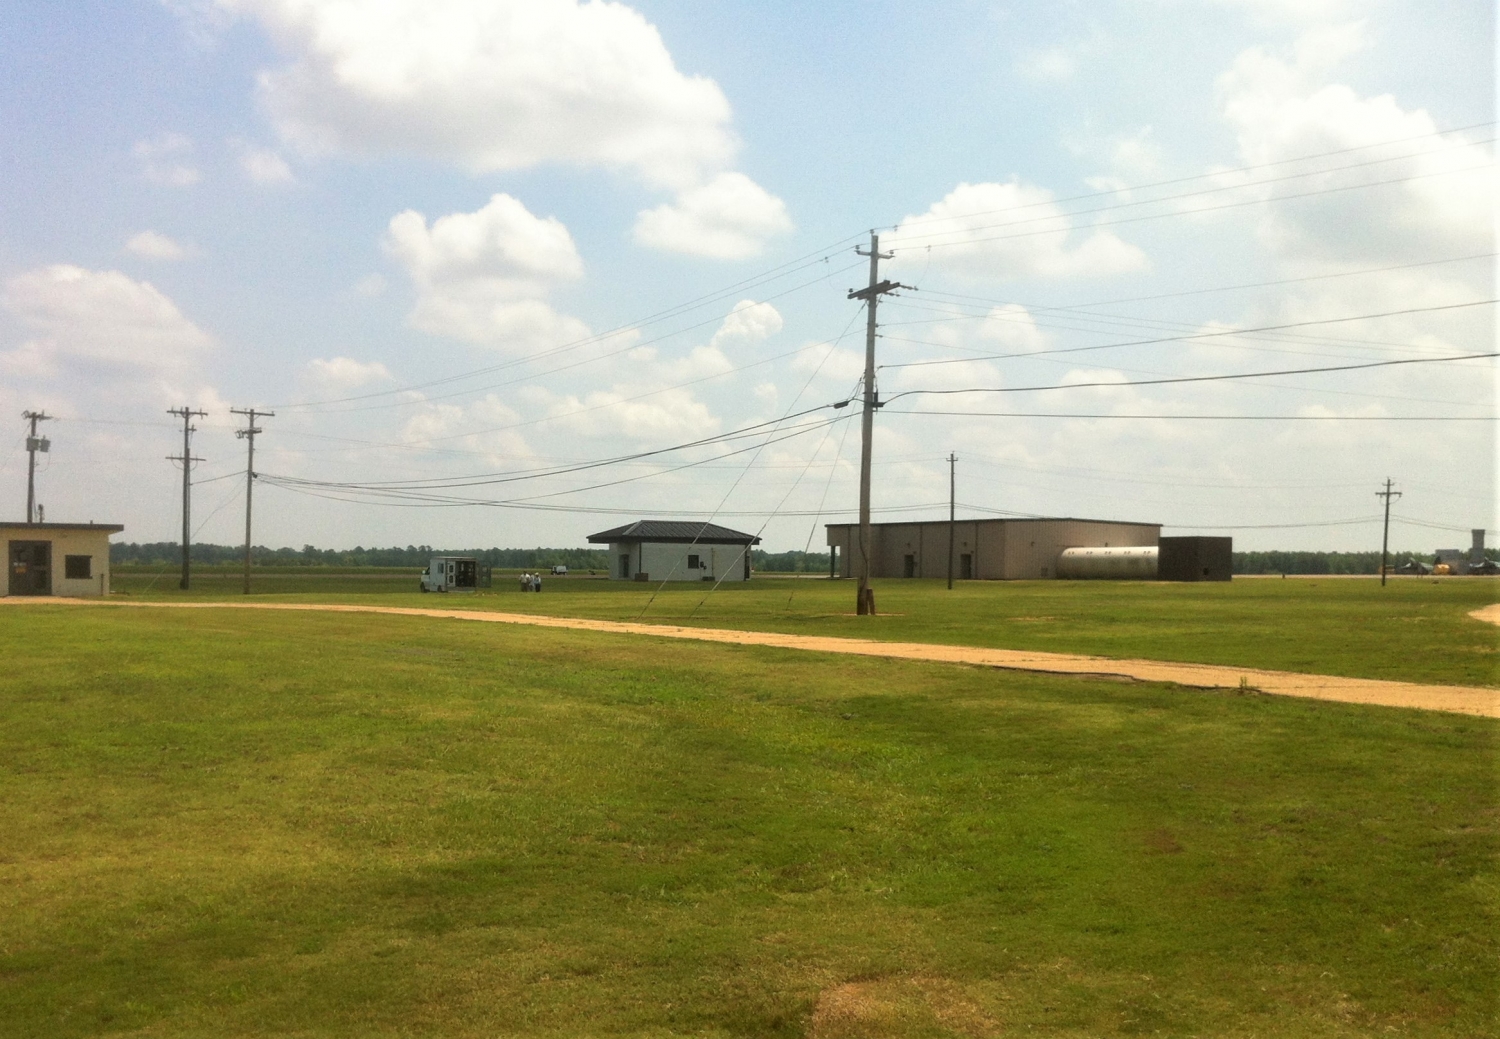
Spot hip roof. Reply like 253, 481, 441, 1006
588, 520, 761, 545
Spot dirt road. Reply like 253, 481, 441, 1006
6, 598, 1497, 719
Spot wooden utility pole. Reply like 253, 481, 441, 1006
21, 410, 53, 524
847, 232, 906, 616
167, 407, 207, 590
1376, 478, 1401, 586
947, 452, 957, 590
231, 408, 273, 595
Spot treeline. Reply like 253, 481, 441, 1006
111, 543, 612, 569
1233, 551, 1428, 575
111, 543, 834, 573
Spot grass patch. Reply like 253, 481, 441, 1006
109, 569, 1500, 687
1, 604, 1495, 1036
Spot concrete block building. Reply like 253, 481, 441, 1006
825, 517, 1160, 580
3, 522, 123, 597
588, 520, 761, 582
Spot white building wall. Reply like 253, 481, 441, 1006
607, 541, 752, 581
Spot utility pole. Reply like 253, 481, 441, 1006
21, 410, 53, 524
1376, 478, 1401, 586
231, 408, 273, 595
167, 407, 207, 590
947, 452, 957, 590
847, 232, 907, 616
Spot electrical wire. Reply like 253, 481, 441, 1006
885, 120, 1493, 234
268, 239, 867, 412
913, 252, 1495, 313
890, 162, 1491, 258
886, 137, 1493, 248
880, 350, 1498, 404
883, 410, 1494, 421
877, 299, 1498, 369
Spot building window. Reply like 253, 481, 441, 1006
688, 554, 700, 569
65, 555, 92, 579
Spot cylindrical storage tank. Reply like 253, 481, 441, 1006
1056, 546, 1159, 579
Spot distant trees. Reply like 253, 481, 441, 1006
111, 543, 613, 570
114, 543, 1428, 576
1232, 551, 1426, 575
751, 549, 830, 572
109, 543, 841, 572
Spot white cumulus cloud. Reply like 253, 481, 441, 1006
133, 132, 201, 186
1016, 47, 1077, 82
633, 172, 793, 258
305, 356, 393, 389
126, 230, 189, 261
709, 299, 784, 350
231, 138, 295, 183
522, 384, 719, 443
383, 193, 589, 350
1216, 24, 1494, 268
217, 0, 736, 190
890, 180, 1149, 281
1, 265, 212, 376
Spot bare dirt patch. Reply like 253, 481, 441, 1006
809, 976, 999, 1038
1470, 604, 1500, 627
8, 598, 1498, 718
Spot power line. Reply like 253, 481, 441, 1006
887, 137, 1494, 248
913, 252, 1495, 313
1376, 478, 1402, 585
877, 298, 1499, 370
895, 162, 1491, 256
266, 404, 845, 492
231, 408, 273, 595
885, 120, 1494, 235
884, 410, 1494, 421
849, 231, 906, 616
268, 239, 868, 412
21, 410, 54, 524
882, 407, 1494, 419
166, 404, 208, 587
881, 351, 1498, 404
259, 414, 853, 507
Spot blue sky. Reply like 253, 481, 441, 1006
0, 0, 1493, 553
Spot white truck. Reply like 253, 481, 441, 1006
420, 556, 490, 593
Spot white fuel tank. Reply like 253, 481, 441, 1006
1056, 545, 1159, 579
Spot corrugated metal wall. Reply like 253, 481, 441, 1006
827, 519, 1160, 579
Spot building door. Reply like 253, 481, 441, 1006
453, 559, 476, 589
619, 554, 631, 579
960, 553, 973, 580
9, 540, 51, 596
903, 554, 916, 578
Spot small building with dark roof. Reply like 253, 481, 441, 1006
587, 520, 761, 582
3, 521, 124, 597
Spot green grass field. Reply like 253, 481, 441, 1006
112, 566, 1500, 688
1, 600, 1496, 1037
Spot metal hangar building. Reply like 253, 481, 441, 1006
826, 517, 1167, 581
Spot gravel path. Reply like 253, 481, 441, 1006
7, 598, 1497, 719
